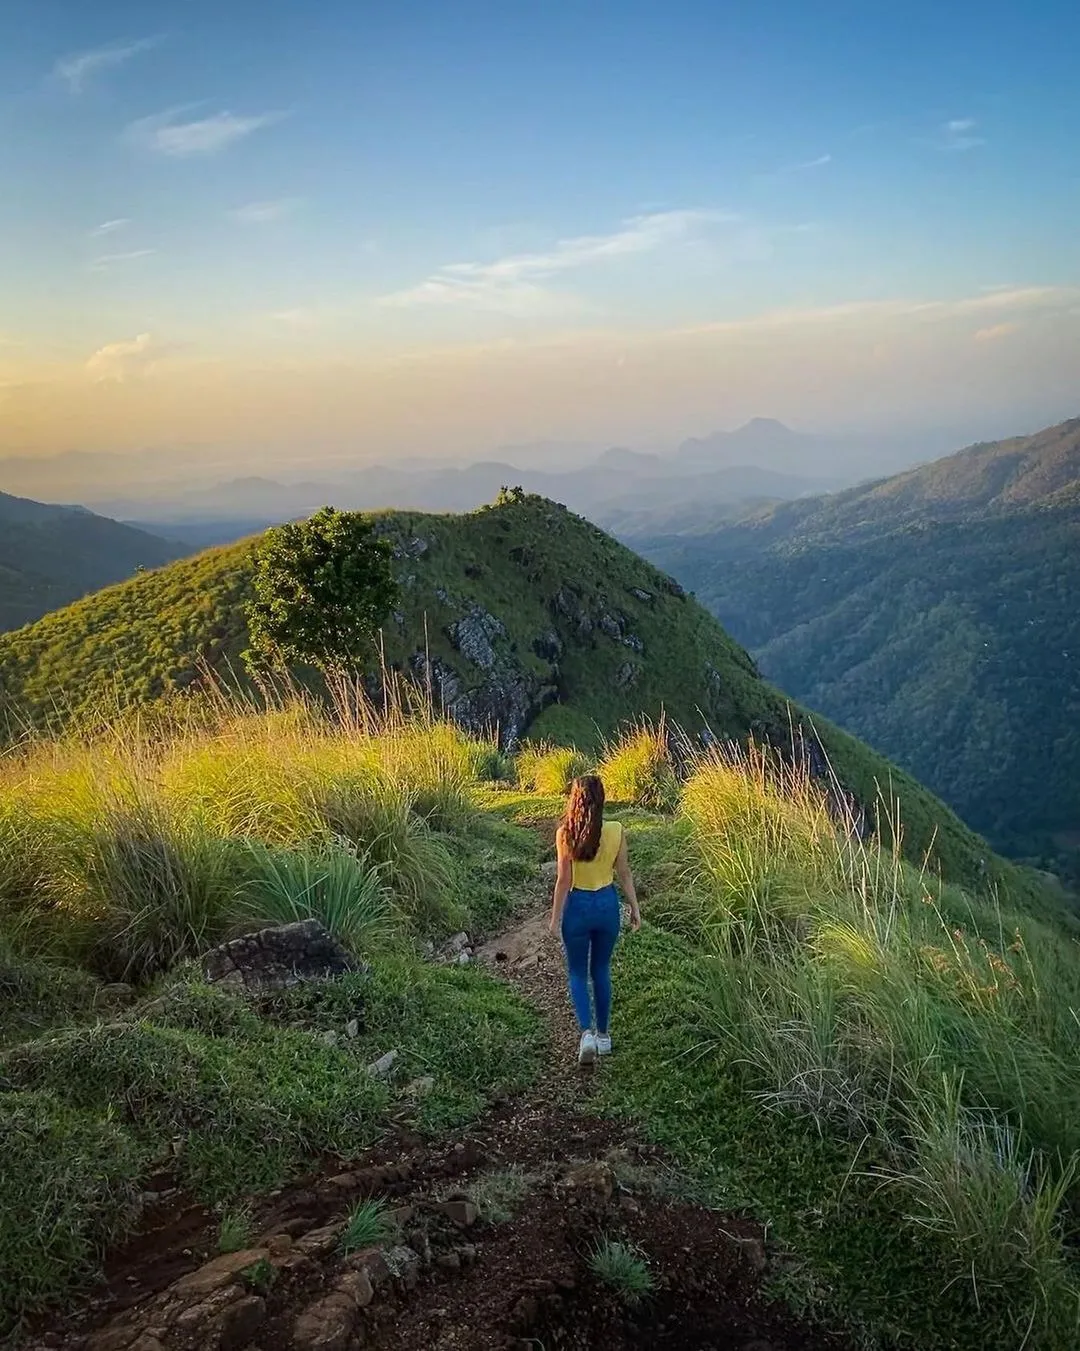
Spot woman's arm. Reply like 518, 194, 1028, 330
615, 828, 641, 931
549, 828, 573, 934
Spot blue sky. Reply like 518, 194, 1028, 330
2, 0, 1079, 464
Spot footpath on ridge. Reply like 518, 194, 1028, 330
22, 859, 851, 1351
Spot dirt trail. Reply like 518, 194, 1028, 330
24, 895, 850, 1351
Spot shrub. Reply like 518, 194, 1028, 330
237, 839, 395, 954
597, 721, 678, 810
515, 742, 591, 796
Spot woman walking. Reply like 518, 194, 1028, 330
549, 775, 641, 1065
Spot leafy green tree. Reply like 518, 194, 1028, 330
244, 508, 397, 674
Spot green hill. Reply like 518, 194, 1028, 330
0, 492, 1052, 904
631, 418, 1080, 881
0, 490, 186, 633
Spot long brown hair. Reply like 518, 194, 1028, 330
562, 775, 605, 862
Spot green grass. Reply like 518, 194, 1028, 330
598, 720, 679, 810
217, 1204, 254, 1254
515, 742, 592, 795
464, 1166, 538, 1223
587, 1237, 654, 1304
598, 752, 1080, 1351
0, 695, 545, 1336
341, 1198, 393, 1253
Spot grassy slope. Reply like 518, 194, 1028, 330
0, 492, 186, 633
0, 494, 1045, 902
631, 423, 1080, 876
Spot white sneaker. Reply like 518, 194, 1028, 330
578, 1031, 597, 1066
596, 1034, 612, 1056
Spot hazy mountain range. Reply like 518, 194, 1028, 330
0, 419, 975, 548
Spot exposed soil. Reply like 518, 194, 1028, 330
23, 889, 851, 1351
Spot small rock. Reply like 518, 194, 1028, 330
172, 1247, 270, 1297
267, 1233, 293, 1257
384, 1245, 422, 1289
405, 1075, 436, 1097
345, 1246, 391, 1286
436, 1250, 461, 1271
368, 1049, 399, 1077
560, 1161, 615, 1202
459, 1244, 477, 1265
295, 1222, 346, 1257
216, 1294, 266, 1351
344, 1019, 359, 1039
127, 1338, 164, 1351
446, 932, 471, 954
456, 951, 471, 966
432, 1199, 478, 1228
388, 1204, 415, 1228
321, 1029, 339, 1048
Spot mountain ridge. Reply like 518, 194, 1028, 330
0, 490, 187, 633
0, 493, 1052, 906
629, 417, 1080, 878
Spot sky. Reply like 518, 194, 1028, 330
2, 0, 1079, 473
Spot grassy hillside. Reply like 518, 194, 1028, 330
1, 703, 1077, 1347
633, 420, 1080, 881
0, 491, 185, 632
0, 493, 1050, 901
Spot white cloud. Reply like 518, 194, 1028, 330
85, 333, 167, 382
974, 322, 1020, 342
127, 108, 285, 157
941, 118, 984, 151
92, 218, 131, 237
90, 249, 156, 271
229, 198, 302, 224
786, 153, 832, 172
54, 37, 161, 94
379, 209, 740, 312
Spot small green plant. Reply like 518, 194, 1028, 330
588, 1236, 654, 1303
340, 1197, 392, 1253
241, 1256, 275, 1293
217, 1204, 253, 1254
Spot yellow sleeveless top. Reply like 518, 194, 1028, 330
569, 820, 623, 891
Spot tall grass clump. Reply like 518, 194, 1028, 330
598, 720, 679, 810
237, 840, 395, 954
515, 741, 591, 796
674, 741, 1080, 1345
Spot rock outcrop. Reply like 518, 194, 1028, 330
202, 920, 359, 991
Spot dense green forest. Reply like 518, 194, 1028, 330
633, 419, 1080, 881
0, 491, 185, 632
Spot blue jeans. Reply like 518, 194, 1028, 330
561, 885, 621, 1033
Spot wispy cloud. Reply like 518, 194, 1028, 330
379, 209, 739, 313
127, 107, 286, 157
229, 198, 302, 224
90, 249, 155, 272
940, 118, 984, 151
54, 37, 161, 94
785, 153, 832, 172
974, 322, 1020, 341
91, 218, 131, 237
85, 333, 168, 382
